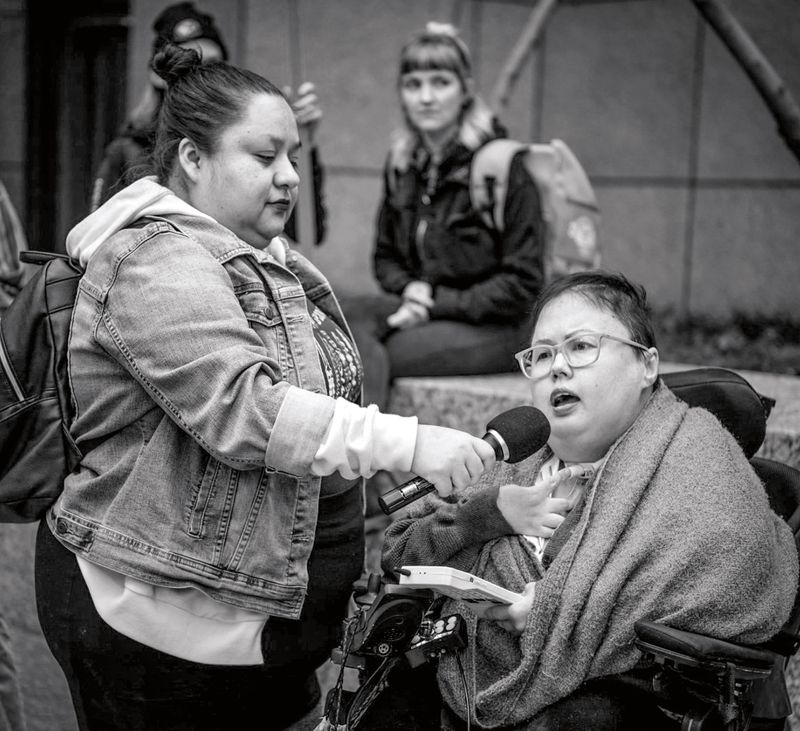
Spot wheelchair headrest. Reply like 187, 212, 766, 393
661, 367, 774, 459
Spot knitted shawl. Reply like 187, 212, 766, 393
437, 382, 798, 728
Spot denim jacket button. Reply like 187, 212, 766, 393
55, 518, 68, 535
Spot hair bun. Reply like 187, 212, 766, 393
425, 21, 459, 38
151, 43, 203, 88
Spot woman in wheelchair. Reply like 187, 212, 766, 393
381, 271, 798, 730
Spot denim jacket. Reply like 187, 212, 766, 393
49, 213, 353, 618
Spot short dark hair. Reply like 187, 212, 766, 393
530, 271, 657, 351
149, 44, 285, 185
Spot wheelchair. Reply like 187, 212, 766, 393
320, 367, 800, 731
635, 367, 800, 731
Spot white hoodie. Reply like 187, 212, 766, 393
70, 175, 290, 265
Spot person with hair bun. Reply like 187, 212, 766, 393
90, 1, 327, 245
341, 22, 546, 525
34, 44, 496, 731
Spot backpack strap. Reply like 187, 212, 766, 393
469, 139, 528, 232
19, 251, 74, 266
384, 147, 403, 204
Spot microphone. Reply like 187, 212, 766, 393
378, 406, 551, 515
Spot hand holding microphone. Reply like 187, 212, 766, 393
407, 423, 496, 497
379, 406, 551, 514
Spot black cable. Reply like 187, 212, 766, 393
455, 653, 471, 731
346, 656, 397, 728
327, 617, 357, 727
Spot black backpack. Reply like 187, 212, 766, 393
0, 251, 83, 522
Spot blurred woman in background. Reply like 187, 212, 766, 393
342, 22, 545, 522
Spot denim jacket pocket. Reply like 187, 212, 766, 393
238, 289, 291, 378
185, 458, 304, 576
186, 457, 263, 569
238, 289, 282, 328
186, 453, 222, 539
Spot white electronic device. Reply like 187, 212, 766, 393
398, 565, 524, 606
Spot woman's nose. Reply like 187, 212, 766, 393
274, 156, 300, 190
550, 350, 572, 377
418, 83, 433, 102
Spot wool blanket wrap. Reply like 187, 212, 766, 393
437, 382, 798, 729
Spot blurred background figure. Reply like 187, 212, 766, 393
89, 1, 327, 245
0, 178, 32, 314
341, 22, 545, 524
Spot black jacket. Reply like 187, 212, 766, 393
374, 134, 544, 324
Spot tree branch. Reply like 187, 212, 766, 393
692, 0, 800, 164
488, 0, 559, 114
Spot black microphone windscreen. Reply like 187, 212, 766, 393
486, 406, 550, 463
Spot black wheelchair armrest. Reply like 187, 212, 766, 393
634, 620, 776, 680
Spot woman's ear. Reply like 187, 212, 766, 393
643, 347, 660, 387
177, 137, 203, 183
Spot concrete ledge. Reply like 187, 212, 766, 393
388, 363, 800, 470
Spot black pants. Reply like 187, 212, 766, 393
340, 294, 527, 412
34, 484, 364, 731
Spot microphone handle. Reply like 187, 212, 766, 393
378, 476, 434, 514
377, 431, 508, 515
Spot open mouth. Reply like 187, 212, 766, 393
551, 390, 579, 409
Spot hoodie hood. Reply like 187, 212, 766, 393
67, 177, 214, 267
67, 177, 287, 267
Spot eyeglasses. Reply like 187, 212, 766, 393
515, 331, 651, 379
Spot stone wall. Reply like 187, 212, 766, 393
5, 0, 799, 311
124, 0, 800, 319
